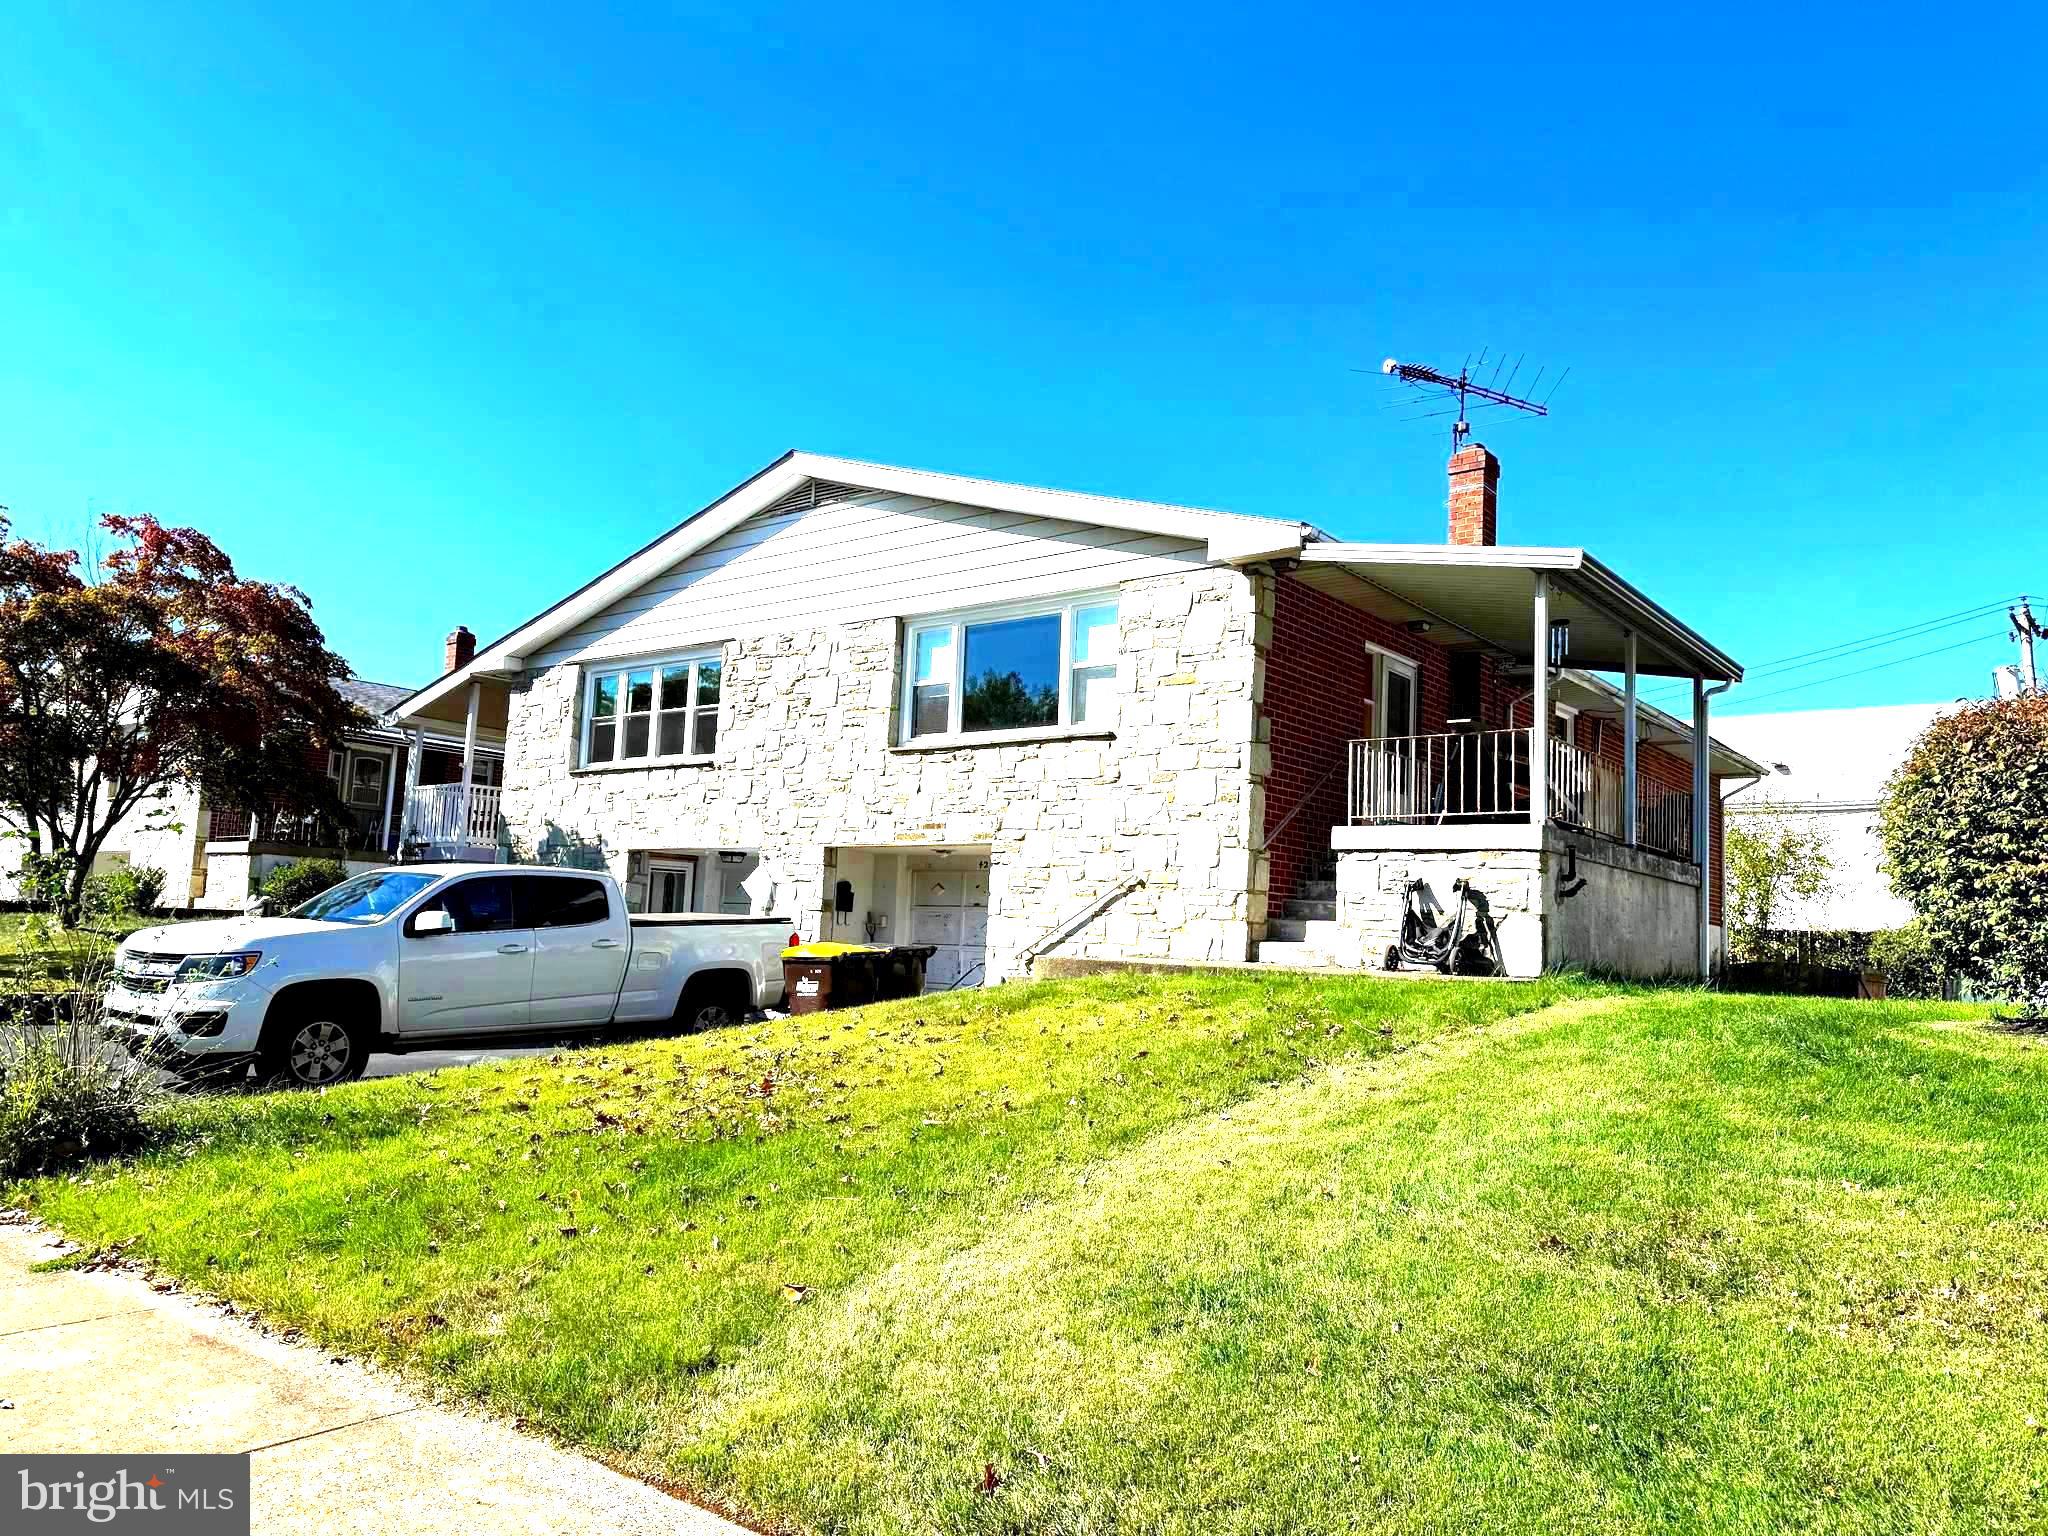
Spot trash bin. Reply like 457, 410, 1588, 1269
874, 944, 938, 1001
781, 942, 884, 1014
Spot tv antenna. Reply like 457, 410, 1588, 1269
1380, 352, 1563, 452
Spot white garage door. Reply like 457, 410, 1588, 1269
909, 863, 989, 990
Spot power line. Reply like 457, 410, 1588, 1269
1638, 595, 2021, 703
1716, 630, 2006, 712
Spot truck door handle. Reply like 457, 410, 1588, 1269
498, 943, 529, 955
591, 938, 621, 949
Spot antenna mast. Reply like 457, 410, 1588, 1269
1381, 356, 1558, 452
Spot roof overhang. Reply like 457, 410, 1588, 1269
1294, 542, 1742, 683
1548, 669, 1767, 779
386, 450, 1309, 728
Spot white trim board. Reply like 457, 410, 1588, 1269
390, 452, 1311, 725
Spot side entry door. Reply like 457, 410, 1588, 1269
398, 875, 534, 1033
523, 874, 630, 1026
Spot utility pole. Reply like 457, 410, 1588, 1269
2013, 598, 2045, 694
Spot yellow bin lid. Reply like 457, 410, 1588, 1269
781, 941, 887, 959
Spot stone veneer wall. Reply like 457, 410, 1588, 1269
498, 565, 1272, 982
1330, 825, 1705, 979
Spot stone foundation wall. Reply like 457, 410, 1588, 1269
1330, 825, 1704, 979
499, 566, 1270, 982
1332, 841, 1546, 975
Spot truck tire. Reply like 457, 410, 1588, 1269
676, 975, 748, 1034
257, 996, 370, 1089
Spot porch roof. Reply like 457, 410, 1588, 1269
1294, 543, 1741, 683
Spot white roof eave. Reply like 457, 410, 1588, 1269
389, 450, 1307, 723
1298, 540, 1742, 684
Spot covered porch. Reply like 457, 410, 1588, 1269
1263, 543, 1757, 978
387, 671, 514, 863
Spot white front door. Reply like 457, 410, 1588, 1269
647, 858, 697, 914
909, 862, 989, 990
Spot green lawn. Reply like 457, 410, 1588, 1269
15, 974, 2048, 1534
0, 910, 158, 993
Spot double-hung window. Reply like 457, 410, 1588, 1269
903, 595, 1118, 742
582, 653, 721, 767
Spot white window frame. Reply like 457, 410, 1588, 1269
579, 650, 723, 768
899, 592, 1119, 745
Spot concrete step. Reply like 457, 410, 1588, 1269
1297, 879, 1337, 901
1281, 897, 1336, 922
1253, 940, 1340, 967
1266, 914, 1347, 945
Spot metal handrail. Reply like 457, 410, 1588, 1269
1016, 876, 1146, 969
1260, 758, 1344, 852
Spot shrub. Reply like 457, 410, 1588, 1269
1869, 921, 1943, 1001
1726, 818, 1833, 962
79, 865, 169, 923
1879, 696, 2048, 1015
0, 1015, 164, 1180
127, 865, 168, 914
17, 850, 77, 915
258, 857, 348, 911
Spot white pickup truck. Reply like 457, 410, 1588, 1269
104, 864, 794, 1088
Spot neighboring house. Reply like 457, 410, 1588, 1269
1713, 702, 1950, 933
386, 447, 1761, 985
92, 636, 509, 911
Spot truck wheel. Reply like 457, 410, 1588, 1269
258, 1001, 368, 1089
676, 977, 747, 1034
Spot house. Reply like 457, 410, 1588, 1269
384, 447, 1762, 985
1713, 702, 1949, 934
97, 637, 509, 911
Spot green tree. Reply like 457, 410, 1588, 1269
1879, 695, 2048, 1016
962, 669, 1058, 731
0, 515, 364, 925
1725, 815, 1833, 961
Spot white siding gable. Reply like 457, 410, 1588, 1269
532, 487, 1205, 669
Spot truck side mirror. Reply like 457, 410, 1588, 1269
412, 908, 456, 937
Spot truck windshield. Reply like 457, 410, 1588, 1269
293, 870, 445, 923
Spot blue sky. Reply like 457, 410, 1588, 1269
4, 1, 2042, 716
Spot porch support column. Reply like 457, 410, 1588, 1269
1622, 630, 1639, 846
378, 744, 400, 854
1692, 676, 1711, 978
461, 681, 481, 847
398, 729, 424, 854
1529, 571, 1550, 828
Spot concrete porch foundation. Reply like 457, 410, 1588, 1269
1328, 822, 1702, 979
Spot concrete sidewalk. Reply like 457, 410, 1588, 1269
0, 1222, 749, 1535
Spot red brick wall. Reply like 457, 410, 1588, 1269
1262, 576, 1450, 905
1541, 704, 1725, 924
1262, 574, 1727, 928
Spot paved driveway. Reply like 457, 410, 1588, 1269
362, 1042, 563, 1080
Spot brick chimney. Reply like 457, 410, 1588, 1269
444, 625, 476, 674
1447, 444, 1500, 545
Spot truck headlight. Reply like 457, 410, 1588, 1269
173, 951, 263, 982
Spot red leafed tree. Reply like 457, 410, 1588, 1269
0, 514, 366, 924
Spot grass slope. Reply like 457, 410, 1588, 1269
17, 976, 2048, 1534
